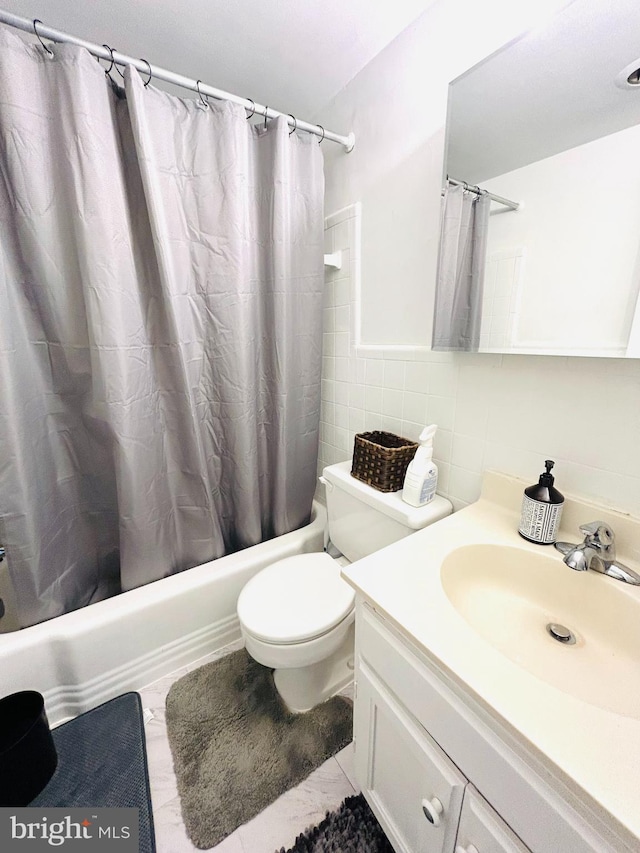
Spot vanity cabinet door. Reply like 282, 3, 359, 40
355, 662, 466, 853
455, 787, 531, 853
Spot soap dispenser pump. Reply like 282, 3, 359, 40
518, 460, 564, 544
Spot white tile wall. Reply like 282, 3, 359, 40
319, 205, 640, 516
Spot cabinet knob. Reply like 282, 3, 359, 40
455, 846, 479, 853
421, 797, 444, 827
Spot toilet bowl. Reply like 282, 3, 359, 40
238, 460, 453, 712
238, 552, 355, 712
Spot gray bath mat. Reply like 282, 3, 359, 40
277, 793, 393, 853
166, 648, 353, 849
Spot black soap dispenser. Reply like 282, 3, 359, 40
518, 460, 564, 544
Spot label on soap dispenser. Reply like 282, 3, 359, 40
518, 495, 563, 544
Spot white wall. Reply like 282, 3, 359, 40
315, 0, 640, 517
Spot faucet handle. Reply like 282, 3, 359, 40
579, 521, 615, 554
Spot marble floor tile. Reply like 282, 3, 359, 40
338, 680, 355, 702
152, 795, 197, 853
141, 642, 357, 853
237, 755, 356, 853
139, 673, 181, 709
334, 743, 359, 793
153, 793, 248, 853
140, 706, 178, 813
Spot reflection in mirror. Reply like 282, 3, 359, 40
434, 0, 640, 357
432, 184, 491, 352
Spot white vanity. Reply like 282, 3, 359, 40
341, 472, 640, 853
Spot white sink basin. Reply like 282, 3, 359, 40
440, 543, 640, 718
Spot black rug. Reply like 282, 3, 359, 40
31, 692, 155, 853
278, 793, 394, 853
166, 649, 353, 849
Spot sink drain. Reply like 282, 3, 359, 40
546, 623, 576, 644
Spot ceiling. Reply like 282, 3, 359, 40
0, 0, 436, 121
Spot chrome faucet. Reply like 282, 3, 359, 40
555, 521, 640, 585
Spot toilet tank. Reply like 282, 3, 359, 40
321, 461, 453, 562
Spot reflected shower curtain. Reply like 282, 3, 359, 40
432, 184, 490, 351
0, 27, 324, 628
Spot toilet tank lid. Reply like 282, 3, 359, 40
322, 460, 453, 529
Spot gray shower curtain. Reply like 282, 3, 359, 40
0, 27, 324, 628
432, 184, 490, 351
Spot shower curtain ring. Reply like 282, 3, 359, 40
33, 20, 54, 57
140, 58, 152, 87
245, 99, 255, 119
317, 125, 325, 144
196, 80, 209, 109
101, 44, 115, 77
288, 114, 297, 135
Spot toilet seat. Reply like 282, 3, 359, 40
237, 552, 355, 645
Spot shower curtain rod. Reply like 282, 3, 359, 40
447, 176, 520, 211
0, 9, 355, 152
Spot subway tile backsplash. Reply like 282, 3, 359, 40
319, 205, 640, 515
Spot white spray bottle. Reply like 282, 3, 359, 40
402, 425, 438, 507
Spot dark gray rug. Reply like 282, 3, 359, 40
31, 692, 155, 853
166, 648, 353, 850
277, 793, 394, 853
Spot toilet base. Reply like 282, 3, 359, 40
273, 623, 355, 713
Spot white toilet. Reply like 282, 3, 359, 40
237, 460, 452, 712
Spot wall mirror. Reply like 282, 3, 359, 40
442, 0, 640, 357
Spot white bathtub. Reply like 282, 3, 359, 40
0, 502, 325, 726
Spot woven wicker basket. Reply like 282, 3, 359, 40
351, 431, 418, 492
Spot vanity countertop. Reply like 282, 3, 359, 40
341, 471, 640, 850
